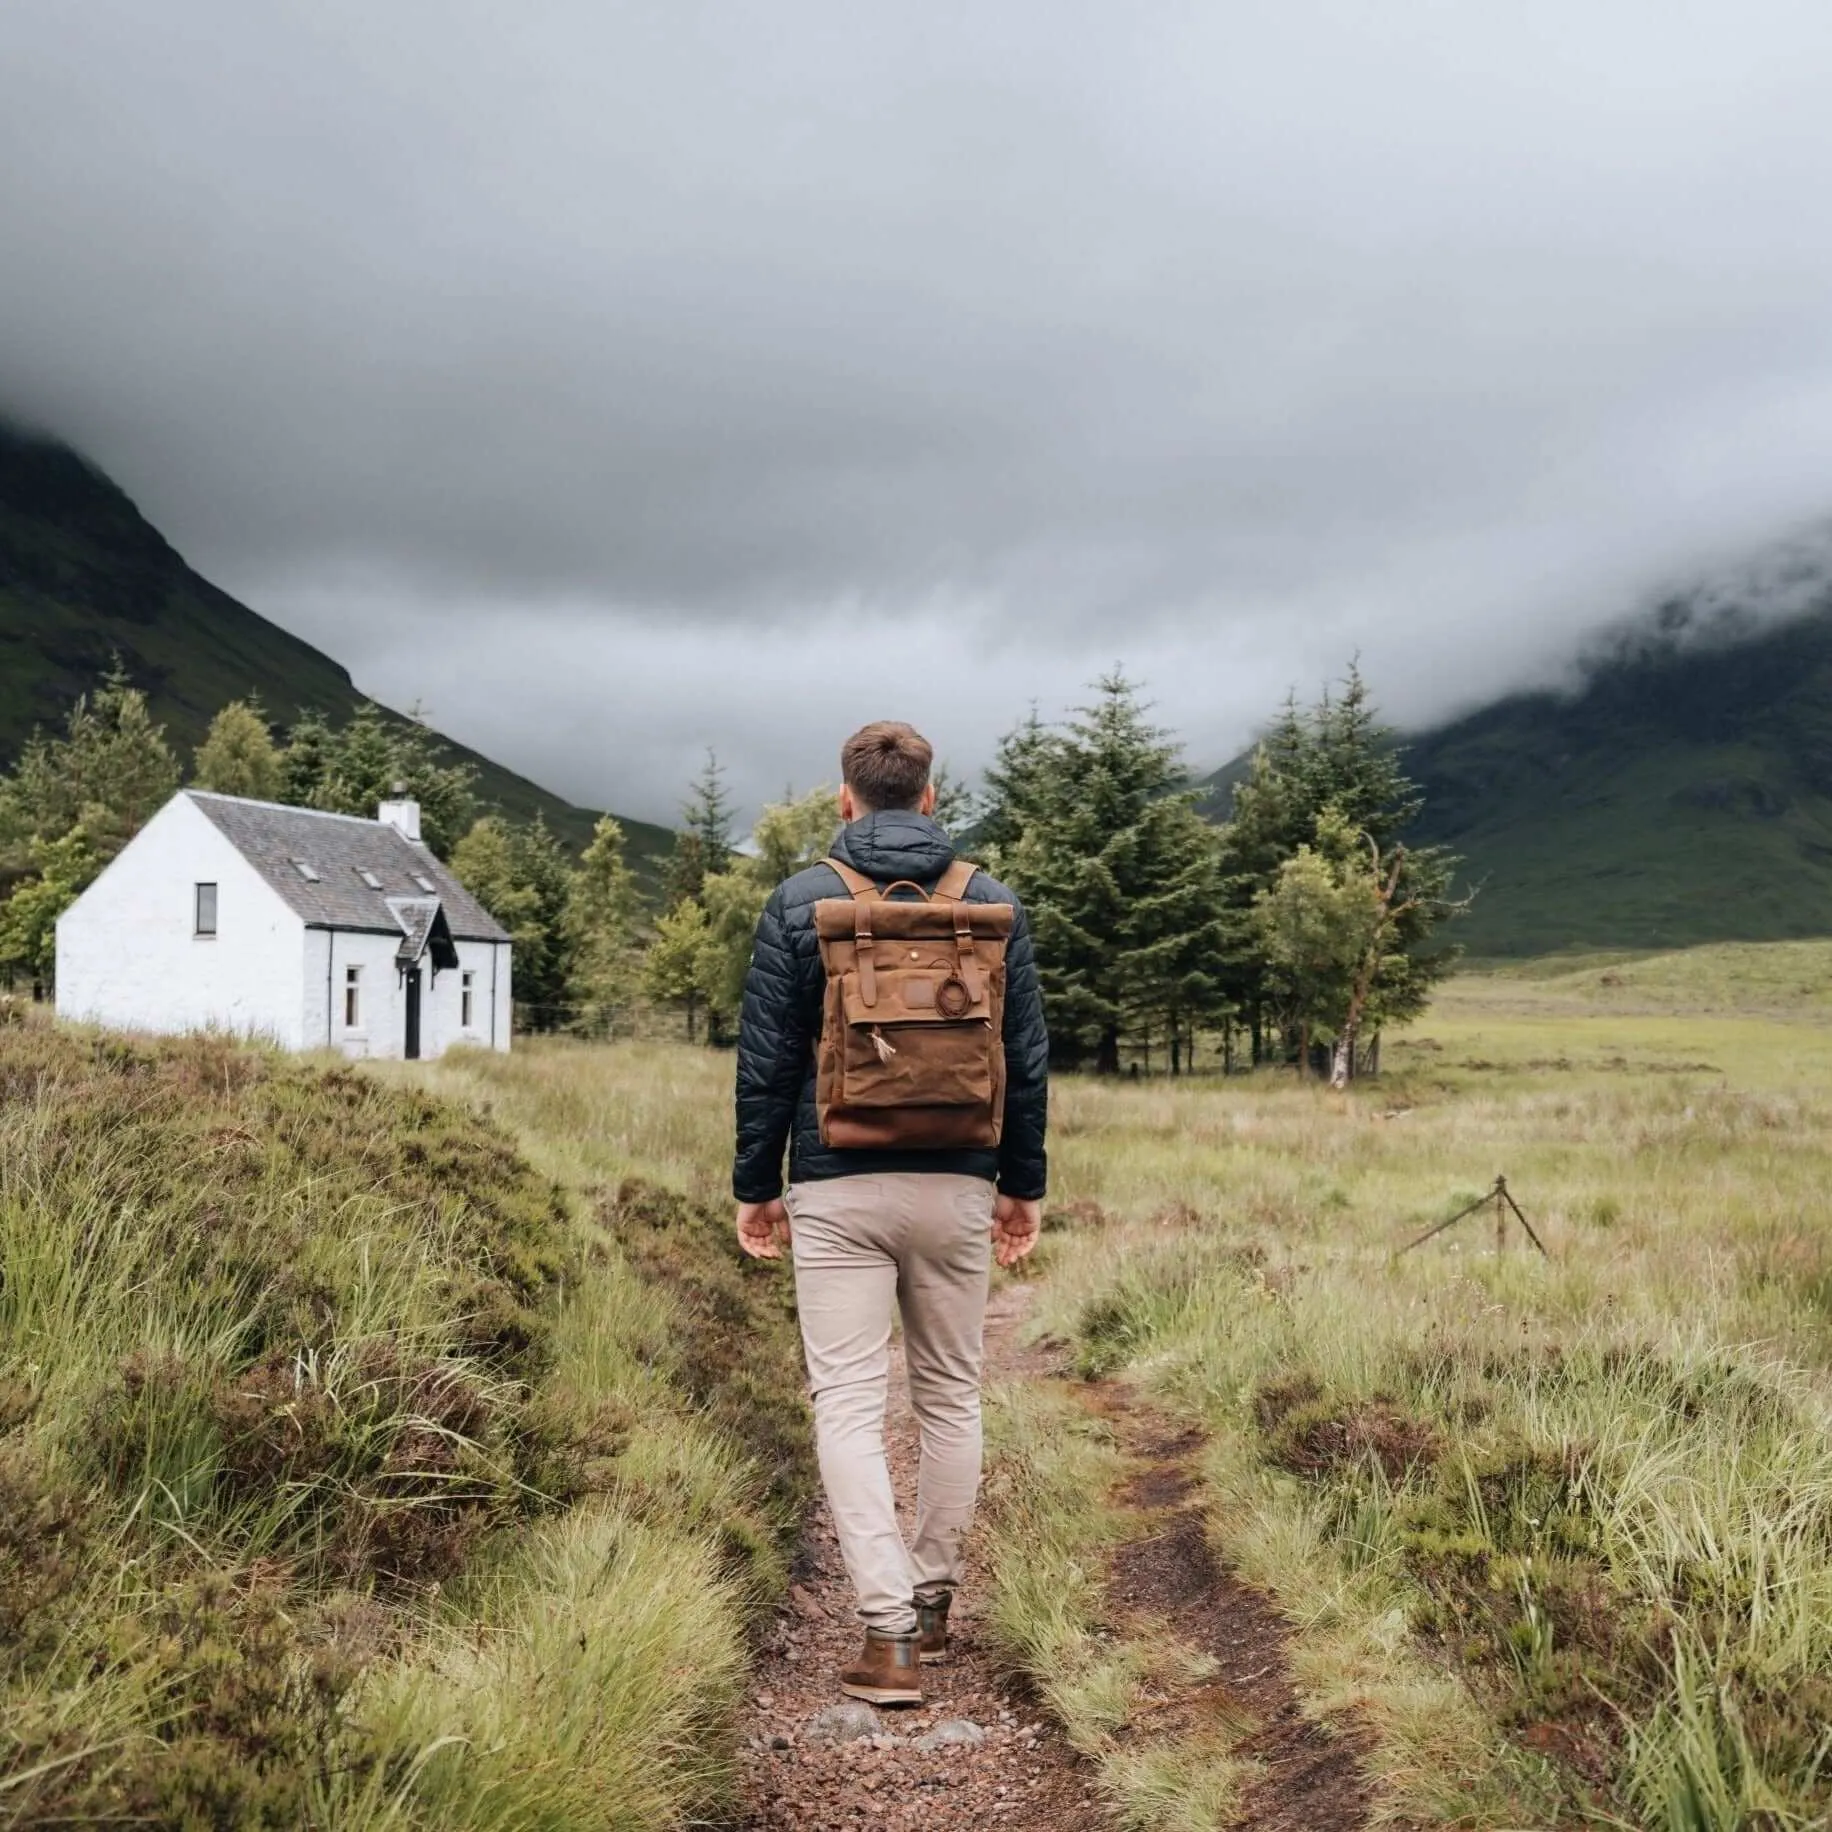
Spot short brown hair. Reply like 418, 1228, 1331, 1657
840, 721, 934, 812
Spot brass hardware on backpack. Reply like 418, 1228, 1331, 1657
813, 857, 1014, 1150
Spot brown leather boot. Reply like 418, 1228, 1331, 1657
915, 1591, 952, 1664
839, 1630, 924, 1706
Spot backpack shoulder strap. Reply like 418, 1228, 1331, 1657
822, 856, 878, 899
933, 859, 979, 900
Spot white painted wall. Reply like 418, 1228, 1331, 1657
303, 927, 404, 1057
56, 796, 306, 1046
302, 932, 511, 1059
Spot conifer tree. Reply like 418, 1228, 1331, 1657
451, 814, 575, 1029
0, 664, 180, 868
279, 709, 334, 807
984, 674, 1228, 1072
1217, 665, 1463, 1072
193, 699, 283, 800
663, 749, 737, 906
975, 708, 1058, 871
315, 701, 397, 821
0, 667, 179, 992
302, 702, 477, 856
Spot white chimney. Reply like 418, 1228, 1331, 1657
378, 784, 423, 843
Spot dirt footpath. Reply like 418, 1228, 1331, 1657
1095, 1396, 1392, 1832
733, 1281, 1110, 1832
734, 1282, 1394, 1832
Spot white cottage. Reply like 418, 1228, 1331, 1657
55, 790, 512, 1059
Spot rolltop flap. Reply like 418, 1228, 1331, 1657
814, 898, 1014, 943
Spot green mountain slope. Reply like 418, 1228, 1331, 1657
0, 422, 671, 864
1204, 589, 1832, 957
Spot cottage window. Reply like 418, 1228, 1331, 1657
356, 868, 384, 891
194, 882, 218, 937
461, 970, 475, 1029
343, 965, 362, 1029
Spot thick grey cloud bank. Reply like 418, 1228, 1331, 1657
7, 1, 1832, 820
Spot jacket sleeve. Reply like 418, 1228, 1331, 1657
733, 884, 810, 1202
996, 897, 1050, 1200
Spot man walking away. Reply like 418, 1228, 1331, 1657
733, 721, 1049, 1708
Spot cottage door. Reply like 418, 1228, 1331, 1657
404, 967, 423, 1060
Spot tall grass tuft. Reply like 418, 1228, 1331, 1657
0, 1026, 809, 1828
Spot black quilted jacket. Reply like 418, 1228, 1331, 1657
732, 810, 1049, 1202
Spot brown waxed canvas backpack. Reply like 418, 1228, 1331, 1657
813, 857, 1015, 1150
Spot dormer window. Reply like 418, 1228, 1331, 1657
356, 868, 384, 891
291, 859, 321, 882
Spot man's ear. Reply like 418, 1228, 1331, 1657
919, 782, 938, 816
838, 783, 858, 823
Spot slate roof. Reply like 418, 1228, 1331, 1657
385, 896, 461, 968
185, 792, 511, 943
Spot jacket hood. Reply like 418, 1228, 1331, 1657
829, 810, 957, 885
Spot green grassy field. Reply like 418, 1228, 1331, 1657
13, 936, 1832, 1828
985, 944, 1832, 1828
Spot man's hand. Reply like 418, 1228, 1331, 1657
992, 1194, 1043, 1269
737, 1198, 792, 1260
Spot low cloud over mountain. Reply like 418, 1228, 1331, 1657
6, 1, 1832, 814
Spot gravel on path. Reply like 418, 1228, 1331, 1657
733, 1281, 1110, 1832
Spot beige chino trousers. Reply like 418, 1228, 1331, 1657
786, 1172, 995, 1636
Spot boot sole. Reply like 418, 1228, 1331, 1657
918, 1648, 947, 1664
839, 1680, 924, 1706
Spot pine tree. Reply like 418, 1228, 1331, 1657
975, 708, 1058, 871
279, 710, 334, 807
382, 705, 479, 857
314, 702, 397, 821
1217, 665, 1464, 1073
664, 750, 736, 906
751, 785, 837, 885
303, 702, 477, 856
193, 699, 283, 800
565, 816, 643, 1036
988, 674, 1227, 1072
661, 832, 710, 913
686, 749, 736, 872
1214, 698, 1311, 1063
451, 815, 575, 1029
0, 664, 180, 869
1116, 789, 1232, 1075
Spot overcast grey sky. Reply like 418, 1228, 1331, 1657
6, 1, 1832, 821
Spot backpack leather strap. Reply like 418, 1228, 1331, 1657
824, 856, 878, 899
824, 858, 882, 1005
934, 860, 979, 900
935, 859, 984, 999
